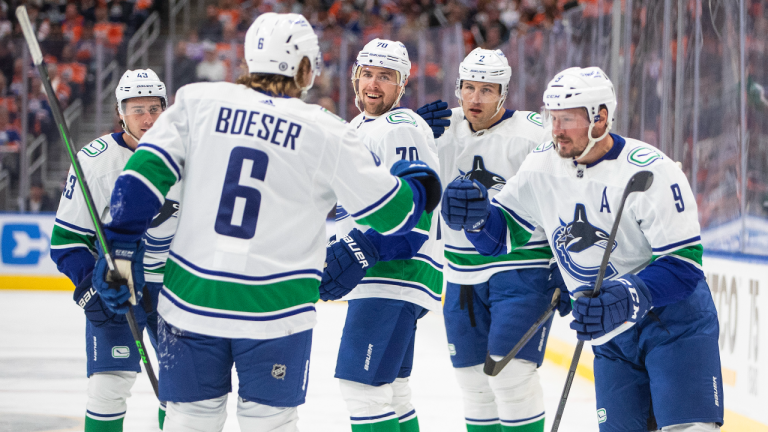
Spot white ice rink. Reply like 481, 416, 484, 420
0, 290, 599, 431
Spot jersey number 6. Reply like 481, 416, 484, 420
215, 147, 269, 239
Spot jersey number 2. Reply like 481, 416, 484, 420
215, 147, 268, 239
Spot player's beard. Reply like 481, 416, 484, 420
554, 135, 587, 159
362, 94, 394, 116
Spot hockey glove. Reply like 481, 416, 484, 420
364, 227, 428, 262
390, 159, 442, 214
547, 260, 572, 317
570, 274, 652, 345
92, 241, 146, 314
73, 271, 127, 327
319, 228, 381, 301
415, 100, 452, 139
441, 179, 490, 231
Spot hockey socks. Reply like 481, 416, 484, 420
500, 416, 544, 432
84, 412, 125, 432
158, 402, 167, 430
466, 420, 502, 432
398, 411, 420, 432
350, 413, 400, 432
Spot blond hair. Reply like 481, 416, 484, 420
236, 57, 312, 98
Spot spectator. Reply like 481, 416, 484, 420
0, 104, 20, 177
48, 63, 71, 107
107, 0, 133, 24
217, 0, 240, 29
27, 77, 54, 138
196, 41, 226, 82
172, 41, 198, 91
0, 2, 12, 40
0, 39, 13, 89
198, 5, 224, 42
75, 23, 97, 64
26, 182, 56, 213
61, 3, 84, 43
93, 5, 124, 51
185, 30, 205, 61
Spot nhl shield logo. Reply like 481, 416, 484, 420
272, 364, 287, 380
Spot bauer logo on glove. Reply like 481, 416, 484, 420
342, 234, 372, 269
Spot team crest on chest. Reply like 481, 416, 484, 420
456, 156, 506, 191
552, 204, 618, 284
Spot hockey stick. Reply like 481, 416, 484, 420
16, 5, 161, 399
484, 257, 652, 377
550, 170, 653, 432
483, 288, 559, 377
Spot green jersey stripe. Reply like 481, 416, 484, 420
356, 178, 416, 235
445, 246, 553, 267
51, 224, 95, 249
364, 258, 443, 295
124, 149, 177, 197
497, 207, 535, 251
651, 244, 703, 266
164, 259, 320, 313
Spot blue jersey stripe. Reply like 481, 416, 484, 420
358, 279, 441, 301
350, 412, 396, 421
652, 236, 701, 253
55, 218, 96, 235
447, 260, 548, 273
350, 180, 400, 218
492, 198, 536, 232
169, 251, 322, 282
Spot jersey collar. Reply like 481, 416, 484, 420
574, 133, 626, 169
361, 107, 404, 125
466, 109, 516, 134
254, 89, 291, 99
112, 132, 133, 152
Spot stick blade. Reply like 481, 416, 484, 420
627, 170, 654, 194
483, 353, 500, 376
15, 6, 45, 65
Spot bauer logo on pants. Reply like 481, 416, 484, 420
272, 364, 286, 380
597, 408, 607, 424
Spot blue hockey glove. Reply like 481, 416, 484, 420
570, 274, 652, 345
319, 228, 381, 301
547, 260, 572, 317
73, 271, 127, 327
390, 159, 442, 214
441, 179, 490, 231
92, 241, 145, 314
415, 100, 452, 138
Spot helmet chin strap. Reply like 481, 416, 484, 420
121, 117, 141, 145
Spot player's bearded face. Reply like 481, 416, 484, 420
459, 81, 502, 126
122, 97, 163, 140
547, 108, 591, 159
355, 66, 402, 116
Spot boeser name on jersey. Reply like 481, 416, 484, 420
215, 106, 303, 150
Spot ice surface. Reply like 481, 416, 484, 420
0, 291, 598, 431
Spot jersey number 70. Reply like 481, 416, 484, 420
215, 147, 269, 239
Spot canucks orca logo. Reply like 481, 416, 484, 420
150, 199, 179, 228
457, 156, 506, 192
552, 204, 618, 284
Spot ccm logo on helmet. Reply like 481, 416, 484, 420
342, 235, 370, 268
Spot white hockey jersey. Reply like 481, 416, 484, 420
50, 132, 181, 284
336, 108, 443, 311
117, 82, 425, 340
490, 134, 703, 292
437, 108, 553, 284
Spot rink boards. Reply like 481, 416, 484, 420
1, 213, 766, 430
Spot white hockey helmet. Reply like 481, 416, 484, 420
455, 48, 511, 113
542, 66, 617, 160
351, 38, 411, 113
115, 68, 167, 115
244, 13, 321, 91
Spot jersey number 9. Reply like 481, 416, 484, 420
215, 147, 269, 239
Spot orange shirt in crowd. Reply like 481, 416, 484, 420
62, 15, 84, 43
94, 22, 124, 48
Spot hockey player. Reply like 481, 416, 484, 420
417, 48, 568, 432
323, 38, 442, 432
50, 68, 175, 431
442, 66, 724, 431
89, 14, 442, 432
